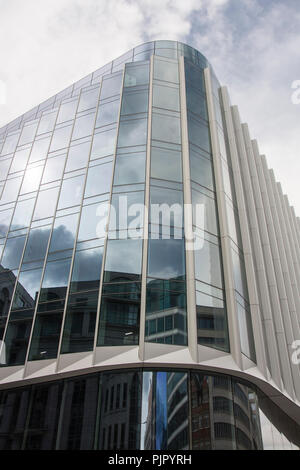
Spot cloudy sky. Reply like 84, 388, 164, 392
0, 0, 299, 213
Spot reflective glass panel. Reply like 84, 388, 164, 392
85, 162, 113, 197
42, 155, 65, 183
49, 213, 79, 252
113, 153, 145, 185
29, 137, 50, 163
70, 246, 103, 293
65, 141, 91, 172
151, 147, 182, 182
33, 187, 59, 220
57, 175, 85, 209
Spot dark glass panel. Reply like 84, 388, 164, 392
23, 225, 51, 263
0, 388, 30, 449
145, 278, 187, 345
49, 125, 72, 152
24, 382, 63, 450
12, 268, 42, 310
28, 310, 63, 361
1, 235, 26, 270
117, 119, 147, 148
0, 208, 13, 238
98, 370, 141, 450
147, 238, 185, 280
58, 375, 99, 449
61, 291, 98, 353
104, 239, 143, 282
39, 256, 72, 303
3, 309, 34, 366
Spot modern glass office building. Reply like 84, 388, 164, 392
0, 40, 299, 450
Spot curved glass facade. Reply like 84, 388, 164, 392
0, 40, 299, 451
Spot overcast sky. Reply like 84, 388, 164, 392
0, 0, 299, 213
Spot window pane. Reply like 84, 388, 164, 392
33, 187, 59, 220
145, 278, 187, 346
49, 213, 79, 252
57, 100, 77, 124
190, 150, 214, 189
153, 84, 179, 111
29, 137, 50, 163
114, 153, 145, 185
188, 117, 211, 153
72, 113, 95, 140
192, 189, 218, 235
85, 162, 113, 197
78, 202, 107, 242
148, 238, 185, 280
65, 141, 91, 172
151, 147, 182, 182
39, 257, 72, 302
100, 74, 122, 100
37, 111, 57, 135
152, 113, 180, 144
29, 311, 63, 360
4, 309, 34, 366
10, 198, 35, 230
12, 268, 43, 310
20, 165, 44, 194
104, 239, 143, 282
49, 125, 72, 152
23, 225, 51, 263
0, 158, 12, 181
58, 175, 85, 209
194, 237, 223, 288
0, 177, 22, 204
153, 58, 179, 83
121, 90, 148, 115
19, 122, 38, 145
124, 63, 149, 87
98, 282, 141, 346
0, 208, 13, 238
91, 128, 117, 159
42, 155, 65, 183
78, 88, 99, 112
1, 235, 26, 270
96, 100, 119, 128
70, 246, 103, 292
61, 291, 98, 353
10, 148, 30, 173
117, 119, 147, 147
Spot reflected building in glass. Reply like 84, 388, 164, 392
0, 40, 299, 450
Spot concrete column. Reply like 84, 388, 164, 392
219, 87, 267, 377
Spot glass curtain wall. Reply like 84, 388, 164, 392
0, 368, 292, 451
